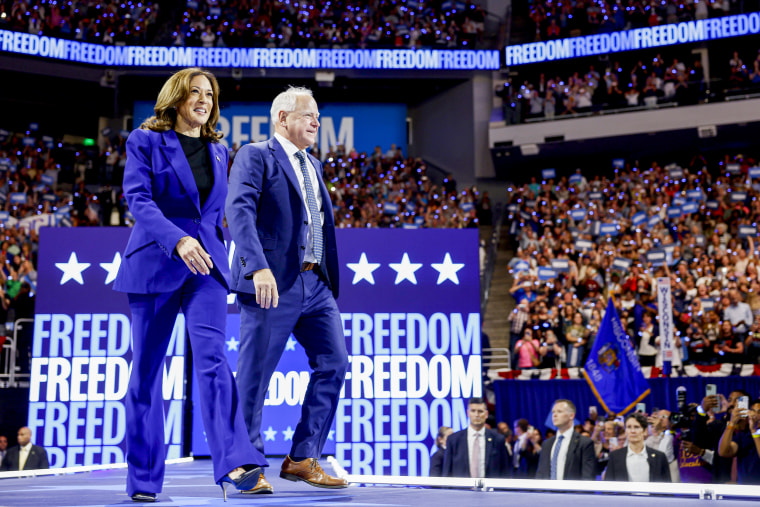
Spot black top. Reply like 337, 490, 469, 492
176, 131, 213, 206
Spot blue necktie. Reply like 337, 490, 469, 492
550, 434, 564, 480
295, 151, 323, 263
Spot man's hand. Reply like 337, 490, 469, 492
176, 236, 212, 275
701, 394, 718, 413
253, 269, 279, 309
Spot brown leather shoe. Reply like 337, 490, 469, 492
280, 456, 348, 489
241, 474, 273, 494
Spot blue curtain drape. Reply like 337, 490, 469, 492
493, 376, 760, 432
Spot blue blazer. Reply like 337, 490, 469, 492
442, 428, 510, 478
114, 128, 231, 293
225, 137, 339, 298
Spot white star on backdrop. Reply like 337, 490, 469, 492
226, 336, 239, 352
388, 253, 423, 285
431, 253, 465, 285
99, 252, 121, 285
55, 252, 91, 285
264, 426, 277, 441
285, 336, 297, 351
346, 252, 381, 285
328, 430, 335, 441
282, 426, 295, 441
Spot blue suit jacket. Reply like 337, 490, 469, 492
442, 428, 510, 478
114, 128, 230, 293
225, 137, 339, 298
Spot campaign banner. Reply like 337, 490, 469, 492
31, 228, 480, 477
749, 167, 760, 179
612, 159, 625, 169
667, 206, 682, 218
726, 163, 741, 174
682, 202, 699, 215
705, 200, 719, 210
538, 267, 557, 280
589, 191, 603, 200
646, 250, 666, 267
631, 212, 647, 226
551, 258, 570, 272
542, 168, 556, 180
612, 257, 632, 272
599, 222, 618, 236
569, 208, 586, 221
738, 225, 758, 238
686, 190, 702, 201
569, 173, 583, 184
730, 191, 747, 202
134, 101, 407, 156
656, 278, 675, 363
672, 196, 686, 207
575, 239, 593, 251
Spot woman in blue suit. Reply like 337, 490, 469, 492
114, 68, 267, 502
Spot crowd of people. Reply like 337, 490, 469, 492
497, 44, 760, 123
521, 0, 744, 43
431, 392, 760, 484
506, 152, 760, 371
0, 0, 163, 46
0, 0, 492, 49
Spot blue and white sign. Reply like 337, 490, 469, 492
682, 202, 699, 215
589, 191, 603, 200
646, 250, 666, 267
730, 191, 747, 202
749, 167, 760, 179
135, 101, 407, 156
599, 222, 619, 236
551, 258, 569, 272
542, 168, 556, 180
612, 257, 632, 272
31, 228, 481, 477
569, 208, 586, 221
569, 173, 583, 184
504, 13, 760, 66
10, 192, 26, 204
632, 212, 647, 226
738, 225, 758, 238
706, 200, 719, 210
656, 277, 675, 362
726, 163, 741, 174
0, 30, 499, 71
612, 159, 625, 169
667, 206, 682, 219
538, 267, 557, 280
686, 190, 702, 201
575, 239, 593, 251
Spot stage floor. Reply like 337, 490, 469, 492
0, 459, 758, 507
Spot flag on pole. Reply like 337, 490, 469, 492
582, 298, 651, 415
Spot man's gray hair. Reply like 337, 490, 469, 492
270, 86, 314, 125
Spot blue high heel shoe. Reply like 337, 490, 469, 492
218, 467, 263, 501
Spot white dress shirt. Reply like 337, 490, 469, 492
19, 443, 32, 470
274, 133, 324, 264
467, 426, 486, 477
551, 427, 574, 480
625, 445, 650, 482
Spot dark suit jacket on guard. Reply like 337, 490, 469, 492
442, 428, 510, 478
0, 445, 49, 471
604, 446, 671, 482
536, 431, 596, 480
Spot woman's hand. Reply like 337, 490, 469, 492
176, 236, 213, 275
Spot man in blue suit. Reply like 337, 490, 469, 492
226, 86, 348, 491
442, 397, 510, 478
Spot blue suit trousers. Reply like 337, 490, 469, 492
236, 270, 348, 459
125, 272, 267, 496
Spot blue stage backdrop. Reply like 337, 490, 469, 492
133, 102, 407, 156
30, 228, 480, 476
